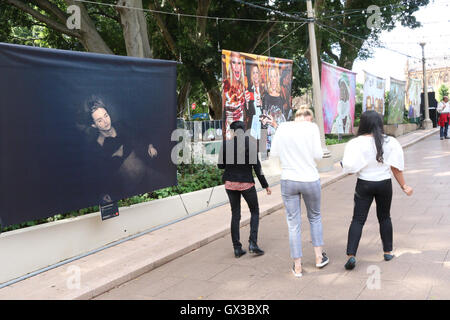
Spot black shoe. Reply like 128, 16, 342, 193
344, 257, 356, 270
248, 242, 264, 256
384, 253, 395, 261
234, 247, 246, 258
316, 252, 330, 268
441, 137, 444, 140
445, 137, 450, 139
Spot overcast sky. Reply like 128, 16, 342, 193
351, 0, 450, 88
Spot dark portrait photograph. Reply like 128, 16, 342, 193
0, 43, 178, 227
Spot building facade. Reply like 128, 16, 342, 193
405, 57, 450, 100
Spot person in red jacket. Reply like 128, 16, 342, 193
437, 96, 450, 140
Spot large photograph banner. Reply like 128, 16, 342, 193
321, 61, 356, 134
387, 77, 406, 124
406, 78, 422, 119
0, 43, 178, 227
221, 50, 293, 151
363, 71, 386, 115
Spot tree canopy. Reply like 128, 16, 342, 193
1, 0, 429, 119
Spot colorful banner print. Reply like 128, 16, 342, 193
406, 78, 422, 119
221, 50, 293, 151
387, 78, 406, 124
0, 43, 177, 227
321, 61, 356, 134
363, 71, 386, 115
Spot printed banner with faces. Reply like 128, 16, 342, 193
406, 78, 422, 119
387, 77, 406, 124
221, 50, 293, 151
363, 71, 386, 115
321, 61, 356, 134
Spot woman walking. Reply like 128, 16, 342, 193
342, 111, 413, 270
218, 121, 272, 258
270, 106, 329, 278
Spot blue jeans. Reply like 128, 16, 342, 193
440, 122, 448, 138
281, 179, 324, 258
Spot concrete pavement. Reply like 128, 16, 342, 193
1, 128, 448, 300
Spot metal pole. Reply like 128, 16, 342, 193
306, 0, 331, 160
188, 97, 191, 120
420, 42, 433, 129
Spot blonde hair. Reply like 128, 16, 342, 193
229, 51, 244, 85
268, 66, 281, 95
295, 105, 314, 120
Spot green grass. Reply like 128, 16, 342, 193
325, 134, 353, 145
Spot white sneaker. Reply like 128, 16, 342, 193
292, 263, 302, 278
316, 252, 330, 268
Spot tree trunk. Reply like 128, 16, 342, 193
196, 0, 211, 41
338, 43, 358, 70
64, 0, 113, 54
177, 82, 191, 118
205, 86, 222, 120
116, 0, 152, 58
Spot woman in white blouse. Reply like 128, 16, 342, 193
342, 110, 413, 270
271, 106, 329, 278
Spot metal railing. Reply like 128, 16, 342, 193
178, 119, 223, 141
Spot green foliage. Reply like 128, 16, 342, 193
1, 164, 224, 233
384, 90, 390, 124
310, 0, 429, 69
355, 102, 363, 120
355, 83, 364, 105
438, 84, 449, 102
2, 0, 430, 118
325, 134, 353, 145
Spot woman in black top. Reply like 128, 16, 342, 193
219, 121, 272, 258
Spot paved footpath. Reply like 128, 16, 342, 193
94, 131, 450, 300
1, 129, 448, 300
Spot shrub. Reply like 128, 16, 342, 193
1, 164, 224, 233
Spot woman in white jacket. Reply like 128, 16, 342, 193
342, 110, 413, 270
271, 106, 329, 278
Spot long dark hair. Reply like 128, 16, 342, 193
357, 110, 385, 163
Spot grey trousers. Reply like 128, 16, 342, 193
281, 179, 324, 258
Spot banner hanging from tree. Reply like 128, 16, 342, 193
406, 78, 422, 119
321, 61, 356, 134
0, 43, 178, 227
387, 77, 406, 124
363, 71, 386, 115
221, 50, 293, 151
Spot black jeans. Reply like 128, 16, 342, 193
226, 186, 260, 249
346, 179, 393, 256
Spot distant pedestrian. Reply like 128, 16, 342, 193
218, 121, 272, 258
270, 105, 329, 278
342, 110, 413, 270
437, 96, 450, 140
